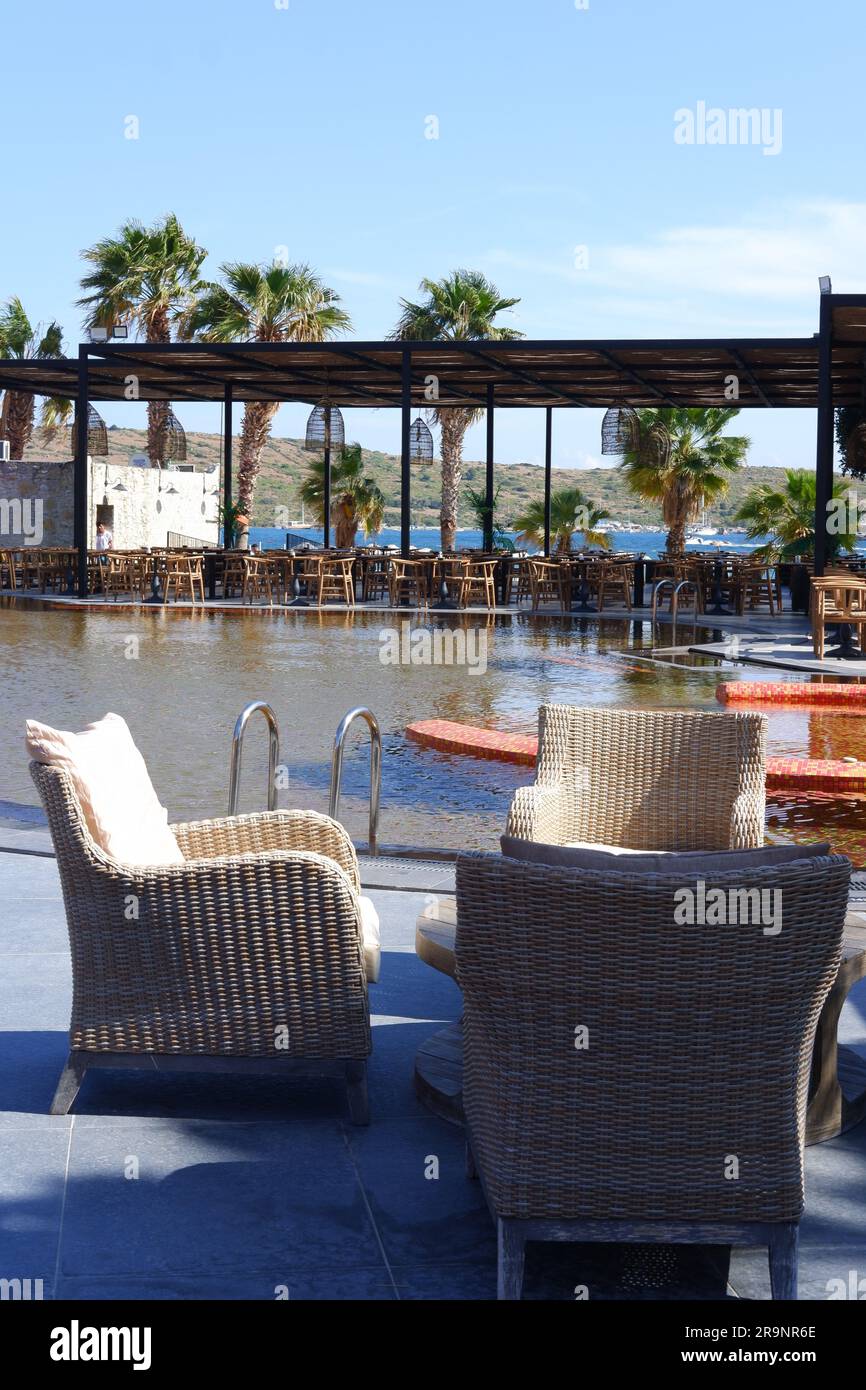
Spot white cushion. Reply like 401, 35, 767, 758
26, 712, 184, 866
358, 894, 381, 983
564, 841, 671, 855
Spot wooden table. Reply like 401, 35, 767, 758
414, 897, 866, 1146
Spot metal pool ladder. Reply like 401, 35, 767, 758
650, 578, 701, 646
228, 701, 280, 815
227, 701, 381, 856
329, 708, 382, 857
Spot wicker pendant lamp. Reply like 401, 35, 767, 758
305, 402, 345, 453
600, 405, 640, 455
409, 414, 434, 465
162, 410, 187, 463
70, 404, 108, 456
640, 418, 672, 469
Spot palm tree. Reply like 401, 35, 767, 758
0, 299, 71, 458
390, 270, 522, 551
514, 486, 611, 554
191, 261, 350, 518
464, 483, 514, 551
618, 407, 749, 555
299, 442, 385, 548
735, 468, 857, 560
77, 214, 206, 467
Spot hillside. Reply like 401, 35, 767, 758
25, 425, 829, 532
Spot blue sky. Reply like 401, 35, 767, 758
2, 0, 864, 473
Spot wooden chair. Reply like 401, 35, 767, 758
461, 558, 498, 609
810, 576, 866, 659
388, 557, 429, 609
581, 559, 633, 612
361, 550, 390, 602
163, 554, 206, 605
738, 565, 776, 616
241, 555, 278, 605
528, 559, 565, 612
456, 849, 849, 1299
506, 704, 767, 849
293, 554, 324, 604
103, 553, 146, 601
319, 556, 355, 606
222, 552, 246, 599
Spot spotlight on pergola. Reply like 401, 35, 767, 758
819, 275, 833, 296
409, 415, 434, 465
305, 403, 345, 453
600, 405, 640, 455
70, 404, 108, 456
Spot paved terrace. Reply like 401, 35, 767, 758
2, 804, 866, 1300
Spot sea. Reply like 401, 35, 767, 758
247, 526, 764, 558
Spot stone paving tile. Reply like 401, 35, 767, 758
60, 1119, 383, 1281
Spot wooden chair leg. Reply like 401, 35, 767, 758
768, 1222, 798, 1300
345, 1059, 369, 1126
497, 1218, 526, 1300
50, 1051, 87, 1115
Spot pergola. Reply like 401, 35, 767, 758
2, 289, 864, 598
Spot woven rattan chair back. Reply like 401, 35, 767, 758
456, 849, 848, 1226
510, 705, 766, 850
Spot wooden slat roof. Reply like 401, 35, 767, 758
1, 301, 864, 409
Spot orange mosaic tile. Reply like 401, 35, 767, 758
406, 719, 866, 791
718, 681, 866, 708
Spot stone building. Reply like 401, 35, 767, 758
0, 458, 220, 549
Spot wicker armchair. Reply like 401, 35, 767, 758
506, 705, 766, 850
31, 762, 373, 1123
456, 850, 849, 1299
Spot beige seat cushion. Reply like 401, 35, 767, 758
358, 895, 381, 983
26, 712, 184, 866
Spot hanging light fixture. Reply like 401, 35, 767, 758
305, 401, 345, 453
162, 410, 187, 463
70, 404, 108, 456
600, 405, 640, 455
409, 414, 434, 465
639, 418, 672, 469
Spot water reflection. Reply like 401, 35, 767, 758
1, 602, 864, 859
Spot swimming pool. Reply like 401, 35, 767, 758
2, 601, 865, 860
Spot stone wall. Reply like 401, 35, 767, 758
0, 460, 219, 548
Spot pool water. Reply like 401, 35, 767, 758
2, 602, 866, 861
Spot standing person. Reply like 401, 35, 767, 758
95, 521, 113, 552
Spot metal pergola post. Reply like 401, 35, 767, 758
223, 383, 233, 528
401, 350, 412, 557
323, 410, 331, 551
814, 294, 834, 577
543, 407, 553, 558
484, 382, 495, 552
74, 346, 89, 598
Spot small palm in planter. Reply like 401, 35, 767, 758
218, 501, 246, 549
464, 483, 515, 551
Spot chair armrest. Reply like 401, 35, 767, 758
170, 809, 360, 892
505, 782, 570, 844
66, 848, 370, 1058
728, 788, 767, 850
